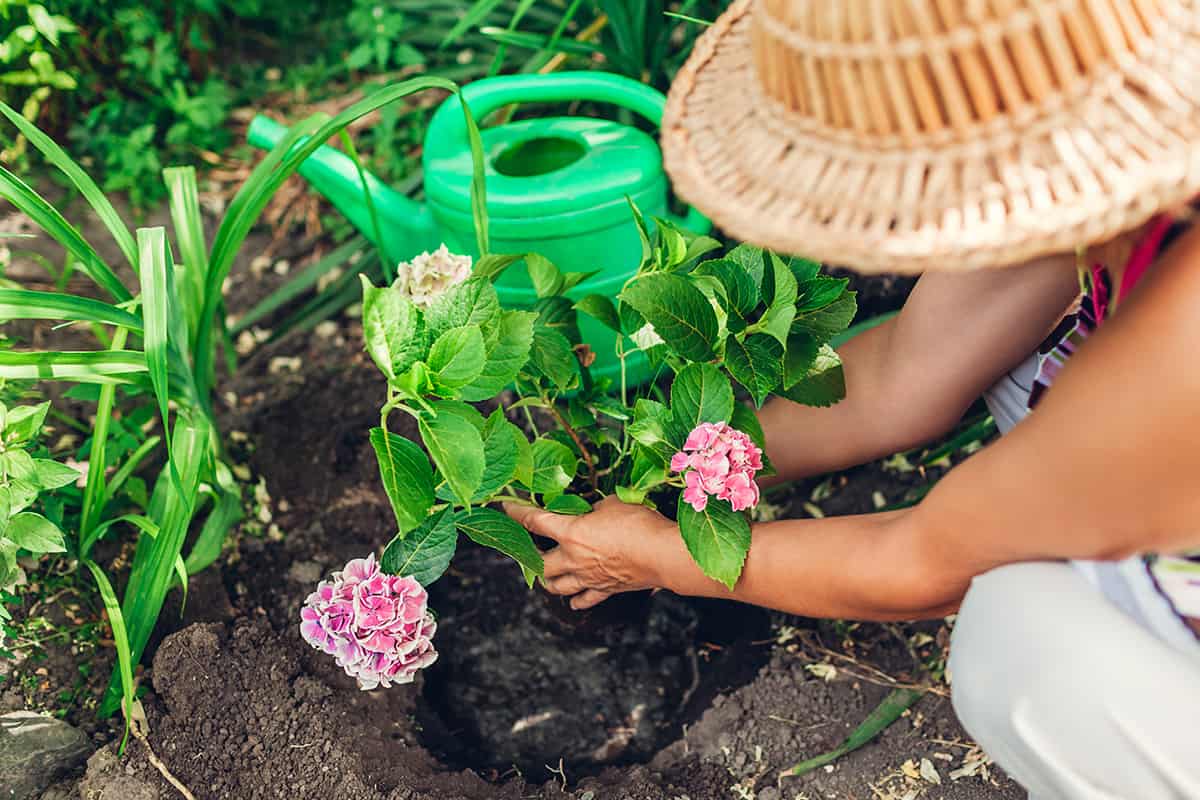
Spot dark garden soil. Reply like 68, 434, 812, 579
5, 200, 1022, 799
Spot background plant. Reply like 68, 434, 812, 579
359, 203, 855, 597
0, 73, 489, 729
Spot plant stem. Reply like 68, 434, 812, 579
547, 401, 597, 492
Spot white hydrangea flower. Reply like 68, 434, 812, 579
392, 244, 472, 309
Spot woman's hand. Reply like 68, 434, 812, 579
503, 497, 690, 610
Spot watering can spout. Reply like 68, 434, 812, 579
246, 115, 438, 267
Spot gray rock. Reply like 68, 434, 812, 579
0, 711, 92, 800
77, 743, 160, 800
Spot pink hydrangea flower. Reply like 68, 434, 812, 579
671, 422, 763, 513
300, 554, 437, 690
392, 244, 472, 308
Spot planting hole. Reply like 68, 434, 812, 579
416, 545, 771, 778
492, 136, 587, 177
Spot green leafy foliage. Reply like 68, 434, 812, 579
676, 495, 751, 591
357, 202, 856, 598
381, 508, 458, 587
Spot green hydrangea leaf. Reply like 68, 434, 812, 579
725, 334, 784, 408
424, 277, 501, 341
620, 272, 718, 362
671, 363, 734, 433
419, 405, 485, 506
369, 427, 435, 534
460, 310, 535, 401
381, 507, 457, 586
545, 495, 592, 515
575, 294, 621, 333
677, 495, 750, 590
530, 438, 576, 502
427, 325, 486, 390
457, 508, 544, 586
780, 344, 846, 408
360, 276, 426, 380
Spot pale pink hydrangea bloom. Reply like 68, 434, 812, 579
300, 554, 437, 690
392, 244, 472, 308
670, 422, 763, 513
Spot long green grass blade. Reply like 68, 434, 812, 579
232, 236, 368, 334
198, 76, 488, 397
0, 289, 142, 330
163, 167, 208, 341
0, 101, 137, 271
478, 27, 633, 72
0, 166, 131, 302
182, 487, 241, 573
101, 435, 162, 507
779, 688, 923, 779
335, 131, 388, 281
0, 349, 147, 384
100, 415, 210, 716
80, 328, 129, 540
136, 227, 174, 447
441, 0, 506, 46
82, 560, 135, 748
80, 514, 159, 561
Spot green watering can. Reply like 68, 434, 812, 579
247, 71, 711, 386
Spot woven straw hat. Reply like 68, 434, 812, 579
662, 0, 1200, 273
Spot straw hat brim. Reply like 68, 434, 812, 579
662, 0, 1200, 274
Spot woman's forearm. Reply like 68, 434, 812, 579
656, 509, 968, 621
760, 255, 1080, 484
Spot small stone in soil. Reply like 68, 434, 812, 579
0, 711, 93, 800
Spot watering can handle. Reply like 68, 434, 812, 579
425, 71, 710, 234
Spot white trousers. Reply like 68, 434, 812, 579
949, 563, 1200, 800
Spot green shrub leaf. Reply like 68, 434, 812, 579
4, 402, 49, 444
694, 259, 760, 317
798, 276, 851, 312
369, 427, 435, 534
620, 273, 718, 361
33, 459, 81, 491
425, 277, 501, 341
726, 334, 783, 408
7, 512, 66, 554
474, 412, 520, 501
428, 325, 486, 390
456, 508, 543, 585
677, 496, 750, 590
792, 290, 858, 342
575, 294, 621, 333
529, 327, 578, 390
526, 253, 565, 298
530, 438, 576, 501
461, 310, 535, 401
360, 276, 425, 380
381, 507, 457, 586
671, 363, 734, 433
545, 495, 592, 515
780, 344, 846, 408
419, 407, 485, 506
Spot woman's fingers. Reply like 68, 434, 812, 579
542, 573, 585, 596
503, 502, 574, 544
541, 547, 574, 578
570, 589, 610, 610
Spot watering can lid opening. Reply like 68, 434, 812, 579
423, 116, 665, 220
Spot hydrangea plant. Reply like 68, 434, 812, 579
301, 206, 856, 687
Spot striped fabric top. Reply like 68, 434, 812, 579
987, 213, 1200, 649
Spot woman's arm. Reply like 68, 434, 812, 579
510, 229, 1200, 616
761, 253, 1079, 480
